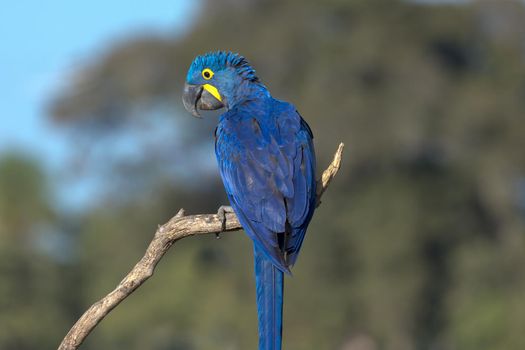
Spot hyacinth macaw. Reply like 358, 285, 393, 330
182, 51, 316, 350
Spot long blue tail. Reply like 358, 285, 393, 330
254, 244, 284, 350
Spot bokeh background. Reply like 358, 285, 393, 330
1, 0, 525, 349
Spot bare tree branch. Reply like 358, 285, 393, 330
57, 142, 345, 350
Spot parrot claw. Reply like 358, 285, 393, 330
217, 205, 234, 235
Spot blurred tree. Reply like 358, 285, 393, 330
0, 154, 71, 349
33, 0, 525, 349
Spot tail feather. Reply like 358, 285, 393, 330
254, 244, 284, 350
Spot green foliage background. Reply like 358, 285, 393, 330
2, 0, 525, 349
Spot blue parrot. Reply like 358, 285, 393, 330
182, 51, 316, 350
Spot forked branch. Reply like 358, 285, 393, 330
58, 142, 344, 350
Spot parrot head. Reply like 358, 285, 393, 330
182, 51, 261, 117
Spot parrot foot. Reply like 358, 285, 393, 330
216, 205, 234, 238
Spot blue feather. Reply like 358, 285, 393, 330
254, 244, 283, 350
188, 51, 260, 82
187, 51, 316, 349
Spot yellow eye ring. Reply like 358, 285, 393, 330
202, 68, 214, 80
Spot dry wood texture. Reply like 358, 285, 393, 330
58, 142, 344, 350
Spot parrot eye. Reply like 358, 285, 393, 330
202, 68, 214, 80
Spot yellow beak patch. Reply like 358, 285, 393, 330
203, 84, 222, 102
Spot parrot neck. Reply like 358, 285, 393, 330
225, 80, 270, 110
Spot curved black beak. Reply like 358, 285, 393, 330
182, 83, 203, 118
182, 83, 225, 118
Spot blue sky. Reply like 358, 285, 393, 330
0, 0, 199, 170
